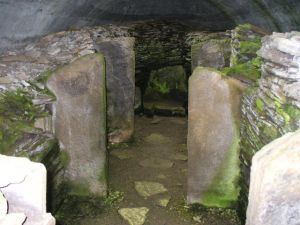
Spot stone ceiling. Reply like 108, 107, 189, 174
1, 0, 300, 50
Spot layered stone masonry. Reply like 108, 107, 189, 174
239, 31, 300, 218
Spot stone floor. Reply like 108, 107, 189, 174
72, 116, 240, 225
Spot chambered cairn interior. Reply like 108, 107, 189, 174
0, 1, 300, 225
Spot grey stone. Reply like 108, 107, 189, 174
239, 31, 300, 217
144, 65, 187, 116
110, 149, 135, 160
187, 67, 244, 207
118, 207, 149, 225
139, 158, 173, 169
134, 87, 142, 111
191, 38, 231, 70
169, 153, 188, 161
47, 54, 107, 196
134, 181, 167, 198
95, 37, 135, 144
246, 130, 300, 225
145, 133, 171, 144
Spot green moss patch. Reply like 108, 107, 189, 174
199, 124, 241, 208
222, 57, 262, 81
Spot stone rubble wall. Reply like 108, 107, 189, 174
239, 31, 300, 219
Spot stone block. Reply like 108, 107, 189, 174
246, 130, 300, 225
95, 37, 135, 144
187, 67, 244, 208
47, 54, 107, 196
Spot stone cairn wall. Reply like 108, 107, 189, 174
239, 31, 300, 219
0, 25, 134, 218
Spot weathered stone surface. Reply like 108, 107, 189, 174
157, 197, 171, 207
134, 87, 142, 111
143, 65, 187, 116
246, 130, 300, 225
47, 54, 107, 196
187, 67, 244, 207
118, 207, 149, 225
169, 153, 188, 161
191, 37, 231, 70
110, 149, 135, 160
230, 24, 268, 66
135, 181, 168, 198
95, 37, 135, 144
131, 21, 189, 86
144, 66, 187, 116
0, 154, 55, 225
239, 32, 300, 219
0, 192, 7, 216
0, 213, 26, 225
145, 133, 171, 144
139, 158, 173, 169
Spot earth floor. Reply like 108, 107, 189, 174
75, 115, 241, 225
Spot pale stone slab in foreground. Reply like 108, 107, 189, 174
246, 130, 300, 225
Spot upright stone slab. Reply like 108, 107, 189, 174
95, 38, 135, 144
47, 54, 107, 196
246, 130, 300, 225
187, 67, 244, 208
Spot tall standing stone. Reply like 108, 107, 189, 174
95, 38, 135, 144
246, 130, 300, 225
187, 67, 244, 208
47, 54, 107, 196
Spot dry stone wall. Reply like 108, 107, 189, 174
239, 31, 300, 219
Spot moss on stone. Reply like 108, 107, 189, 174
255, 98, 264, 113
239, 41, 261, 55
199, 123, 240, 208
222, 57, 262, 81
284, 104, 300, 120
275, 101, 291, 124
0, 89, 49, 154
262, 125, 278, 140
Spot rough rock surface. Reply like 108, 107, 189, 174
0, 154, 55, 225
239, 32, 300, 218
118, 207, 149, 225
246, 130, 300, 225
230, 24, 267, 66
191, 33, 231, 70
47, 54, 107, 196
134, 181, 167, 198
144, 65, 187, 116
95, 37, 135, 144
187, 67, 244, 208
0, 25, 133, 144
2, 0, 300, 52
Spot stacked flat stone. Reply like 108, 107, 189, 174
130, 21, 189, 86
239, 31, 300, 218
230, 24, 267, 66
